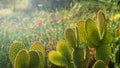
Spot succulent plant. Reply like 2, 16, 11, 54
9, 41, 45, 68
48, 40, 73, 68
76, 10, 113, 65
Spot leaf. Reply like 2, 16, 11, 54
14, 49, 30, 68
65, 28, 77, 48
85, 19, 100, 47
29, 51, 40, 68
9, 42, 26, 65
56, 40, 71, 62
48, 51, 68, 66
92, 60, 107, 68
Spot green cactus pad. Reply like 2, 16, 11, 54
77, 21, 88, 45
29, 51, 40, 68
65, 28, 77, 48
77, 21, 96, 48
30, 42, 45, 55
101, 33, 113, 45
96, 45, 111, 65
56, 40, 71, 62
48, 51, 68, 66
92, 60, 107, 68
85, 19, 100, 47
14, 49, 30, 68
9, 42, 26, 65
73, 48, 84, 68
30, 42, 45, 68
97, 10, 106, 39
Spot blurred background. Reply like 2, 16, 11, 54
0, 0, 120, 68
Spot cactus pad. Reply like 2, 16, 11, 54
9, 42, 25, 65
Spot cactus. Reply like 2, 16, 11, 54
9, 41, 45, 68
48, 40, 75, 68
48, 51, 68, 66
96, 45, 111, 65
76, 10, 112, 65
9, 42, 26, 65
29, 51, 40, 68
14, 49, 30, 68
73, 47, 84, 68
30, 42, 45, 68
65, 28, 77, 48
92, 60, 108, 68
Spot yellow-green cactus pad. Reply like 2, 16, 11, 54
65, 28, 77, 48
9, 42, 26, 65
77, 21, 97, 48
30, 42, 45, 55
56, 40, 71, 62
48, 51, 68, 66
97, 10, 106, 39
14, 49, 30, 68
92, 60, 107, 68
30, 42, 45, 68
29, 51, 40, 68
85, 19, 100, 47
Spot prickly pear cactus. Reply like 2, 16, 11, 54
29, 51, 40, 68
65, 28, 77, 48
9, 41, 45, 68
96, 45, 111, 65
14, 49, 30, 68
92, 60, 108, 68
30, 42, 45, 68
76, 10, 112, 65
48, 40, 72, 67
73, 47, 84, 68
9, 42, 26, 65
97, 10, 106, 39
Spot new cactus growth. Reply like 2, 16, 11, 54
9, 41, 45, 68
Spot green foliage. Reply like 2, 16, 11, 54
9, 42, 26, 65
48, 51, 68, 66
76, 10, 112, 65
48, 26, 85, 68
9, 41, 45, 68
115, 45, 120, 65
14, 49, 29, 68
73, 48, 84, 68
48, 40, 71, 67
65, 28, 77, 48
92, 60, 107, 68
96, 45, 111, 65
